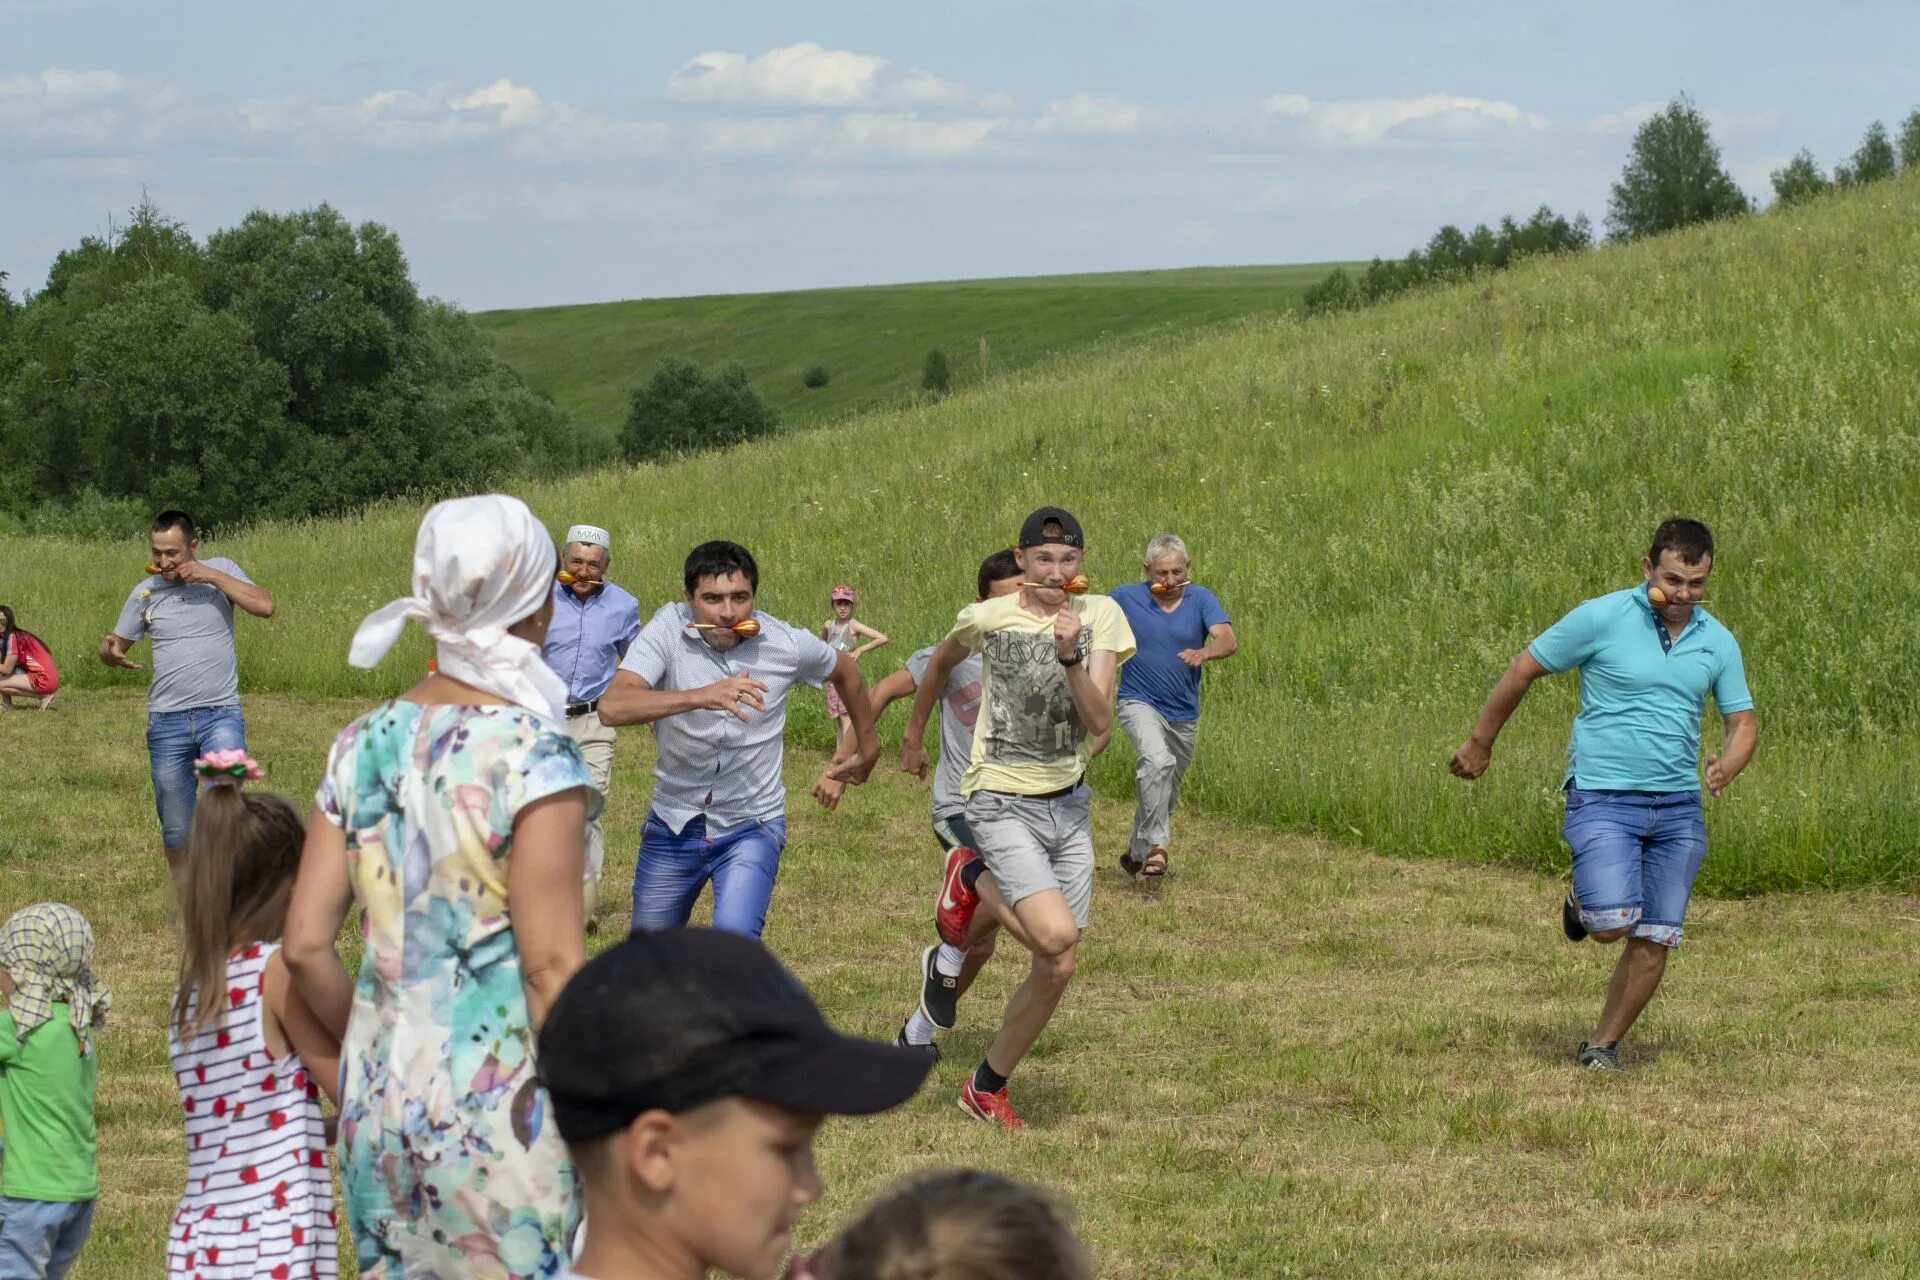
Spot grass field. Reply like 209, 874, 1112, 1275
473, 263, 1353, 446
7, 690, 1920, 1279
7, 175, 1918, 893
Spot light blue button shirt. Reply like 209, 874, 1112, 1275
1528, 584, 1754, 792
619, 602, 839, 836
542, 580, 642, 705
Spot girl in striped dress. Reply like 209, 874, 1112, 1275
167, 753, 341, 1280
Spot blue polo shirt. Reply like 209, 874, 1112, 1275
1527, 584, 1754, 792
542, 580, 642, 704
1111, 582, 1230, 722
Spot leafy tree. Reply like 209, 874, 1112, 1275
921, 348, 951, 395
1899, 109, 1920, 173
803, 364, 830, 388
1605, 95, 1750, 240
1769, 151, 1831, 207
622, 356, 778, 462
1834, 121, 1897, 187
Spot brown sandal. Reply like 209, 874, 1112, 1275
1140, 848, 1169, 878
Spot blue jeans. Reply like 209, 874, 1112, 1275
0, 1197, 94, 1280
1563, 788, 1707, 948
147, 705, 247, 849
630, 811, 787, 938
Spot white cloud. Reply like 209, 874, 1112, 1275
978, 92, 1016, 115
699, 111, 1004, 162
1264, 92, 1548, 147
0, 67, 127, 105
668, 42, 968, 109
700, 115, 829, 158
821, 112, 1005, 160
1033, 93, 1157, 136
246, 78, 667, 159
1586, 101, 1663, 135
0, 67, 143, 142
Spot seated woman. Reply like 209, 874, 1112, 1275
0, 604, 59, 710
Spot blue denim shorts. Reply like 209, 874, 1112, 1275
0, 1196, 95, 1280
1562, 787, 1707, 948
147, 705, 247, 849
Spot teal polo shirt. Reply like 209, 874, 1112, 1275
1527, 584, 1753, 792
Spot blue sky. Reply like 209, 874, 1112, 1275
4, 0, 1916, 310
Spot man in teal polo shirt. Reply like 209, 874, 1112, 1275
1449, 518, 1759, 1071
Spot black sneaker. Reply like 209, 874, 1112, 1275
1577, 1040, 1622, 1072
919, 944, 959, 1031
894, 1021, 942, 1062
1562, 890, 1588, 942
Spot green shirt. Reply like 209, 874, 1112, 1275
0, 1005, 99, 1201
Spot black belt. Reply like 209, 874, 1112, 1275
984, 778, 1083, 801
565, 700, 599, 718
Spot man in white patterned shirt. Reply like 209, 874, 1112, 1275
599, 540, 880, 938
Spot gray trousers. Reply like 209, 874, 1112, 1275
566, 708, 617, 912
1117, 698, 1198, 858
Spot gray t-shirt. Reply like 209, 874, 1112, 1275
905, 645, 984, 820
619, 602, 839, 837
112, 558, 252, 713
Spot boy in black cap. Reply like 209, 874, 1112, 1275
540, 927, 932, 1280
896, 506, 1134, 1129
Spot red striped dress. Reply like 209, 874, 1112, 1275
167, 943, 337, 1280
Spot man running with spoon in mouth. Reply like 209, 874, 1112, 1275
599, 540, 880, 939
1449, 517, 1758, 1072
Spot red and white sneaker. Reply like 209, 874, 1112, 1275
935, 845, 982, 947
958, 1077, 1026, 1130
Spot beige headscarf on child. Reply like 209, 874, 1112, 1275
1, 903, 111, 1045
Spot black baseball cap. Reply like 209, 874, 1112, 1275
539, 928, 934, 1142
1018, 506, 1084, 549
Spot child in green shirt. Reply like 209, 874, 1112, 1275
0, 904, 109, 1280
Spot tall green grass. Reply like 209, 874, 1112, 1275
7, 178, 1917, 894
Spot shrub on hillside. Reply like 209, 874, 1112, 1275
922, 348, 951, 395
803, 364, 830, 388
1835, 121, 1898, 187
1605, 95, 1750, 240
622, 355, 779, 462
1769, 151, 1832, 208
0, 198, 574, 532
1304, 205, 1590, 316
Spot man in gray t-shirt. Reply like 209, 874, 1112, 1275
599, 539, 879, 939
101, 510, 276, 864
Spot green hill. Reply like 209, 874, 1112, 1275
8, 177, 1919, 893
474, 263, 1352, 447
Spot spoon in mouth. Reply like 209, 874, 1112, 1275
1150, 581, 1191, 596
1021, 575, 1089, 594
687, 619, 763, 636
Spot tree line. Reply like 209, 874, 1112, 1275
1304, 96, 1920, 319
0, 199, 577, 535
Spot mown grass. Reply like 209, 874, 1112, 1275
6, 691, 1919, 1278
473, 263, 1352, 443
6, 177, 1917, 892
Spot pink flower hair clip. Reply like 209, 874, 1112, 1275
194, 750, 265, 786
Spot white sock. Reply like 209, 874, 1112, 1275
934, 944, 966, 977
903, 1008, 939, 1045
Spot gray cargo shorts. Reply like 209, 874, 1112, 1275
963, 783, 1094, 928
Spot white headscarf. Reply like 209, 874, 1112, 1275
350, 494, 569, 721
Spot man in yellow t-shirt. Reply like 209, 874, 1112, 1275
898, 507, 1135, 1130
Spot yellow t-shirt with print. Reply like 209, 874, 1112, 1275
948, 593, 1135, 797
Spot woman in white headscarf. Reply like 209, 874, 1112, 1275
284, 494, 598, 1280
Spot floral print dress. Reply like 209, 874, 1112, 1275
316, 701, 600, 1279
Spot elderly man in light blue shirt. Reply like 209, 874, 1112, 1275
1450, 518, 1759, 1073
599, 539, 880, 938
541, 523, 642, 904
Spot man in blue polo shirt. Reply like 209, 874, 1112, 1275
541, 523, 642, 909
1449, 518, 1759, 1071
1109, 533, 1236, 879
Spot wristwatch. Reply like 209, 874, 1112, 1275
1058, 652, 1083, 668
